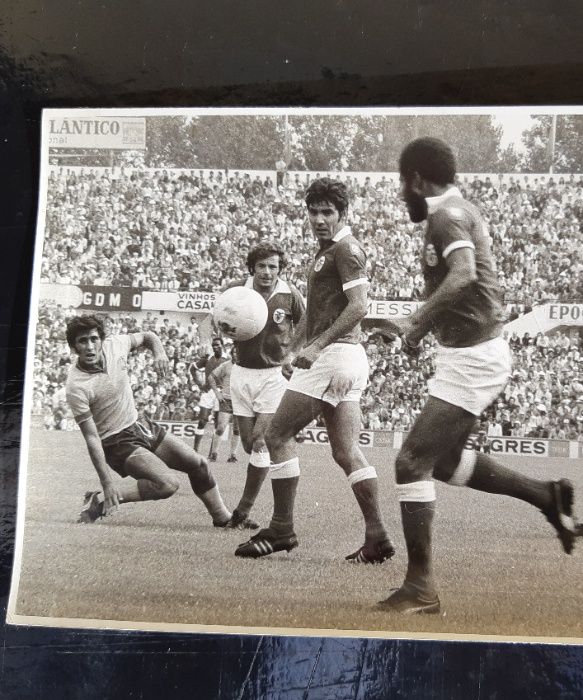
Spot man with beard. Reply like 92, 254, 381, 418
376, 137, 578, 614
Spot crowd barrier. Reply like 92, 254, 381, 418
45, 420, 581, 459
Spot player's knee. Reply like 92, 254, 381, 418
215, 425, 226, 437
251, 433, 266, 454
188, 458, 216, 495
395, 447, 427, 484
265, 424, 286, 455
240, 435, 253, 454
330, 444, 354, 471
152, 476, 179, 499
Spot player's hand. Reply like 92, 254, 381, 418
369, 319, 403, 341
392, 318, 423, 357
102, 482, 121, 516
281, 360, 294, 380
152, 352, 169, 376
292, 344, 320, 370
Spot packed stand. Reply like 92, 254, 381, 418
34, 302, 583, 439
42, 167, 583, 304
34, 302, 210, 431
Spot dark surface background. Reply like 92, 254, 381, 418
2, 2, 583, 697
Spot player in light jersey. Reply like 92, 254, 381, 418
376, 137, 578, 614
207, 345, 241, 465
225, 241, 305, 529
65, 314, 233, 526
236, 179, 394, 563
192, 337, 227, 456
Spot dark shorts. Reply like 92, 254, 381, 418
101, 417, 166, 477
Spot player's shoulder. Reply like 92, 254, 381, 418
430, 196, 479, 227
225, 278, 249, 290
273, 277, 300, 297
65, 362, 86, 392
336, 233, 365, 258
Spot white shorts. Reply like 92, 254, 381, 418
230, 364, 287, 418
199, 388, 219, 412
428, 336, 512, 416
288, 343, 369, 407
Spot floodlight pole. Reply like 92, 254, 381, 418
548, 114, 557, 174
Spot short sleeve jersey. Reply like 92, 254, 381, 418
210, 360, 233, 399
305, 226, 368, 345
197, 354, 228, 391
422, 187, 505, 347
233, 278, 305, 369
65, 334, 138, 440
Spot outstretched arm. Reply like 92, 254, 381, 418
131, 331, 169, 376
79, 417, 122, 516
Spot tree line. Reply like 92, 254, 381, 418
52, 114, 583, 174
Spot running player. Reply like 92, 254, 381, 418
226, 241, 305, 529
65, 314, 233, 527
235, 178, 394, 562
192, 337, 227, 457
207, 345, 241, 465
377, 137, 578, 614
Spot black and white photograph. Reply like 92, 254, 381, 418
7, 106, 583, 643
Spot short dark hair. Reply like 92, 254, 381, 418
246, 241, 287, 275
66, 314, 105, 348
399, 137, 456, 186
305, 178, 349, 218
211, 336, 224, 346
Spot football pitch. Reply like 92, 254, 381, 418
11, 429, 583, 642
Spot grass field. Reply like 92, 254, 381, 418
11, 429, 583, 642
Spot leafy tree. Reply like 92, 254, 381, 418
521, 115, 583, 173
192, 115, 282, 169
145, 116, 196, 168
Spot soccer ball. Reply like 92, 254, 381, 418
213, 287, 269, 341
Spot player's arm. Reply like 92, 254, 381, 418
130, 331, 169, 376
207, 364, 225, 402
398, 247, 477, 346
78, 417, 122, 516
293, 283, 368, 369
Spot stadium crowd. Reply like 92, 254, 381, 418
34, 302, 583, 440
42, 167, 583, 304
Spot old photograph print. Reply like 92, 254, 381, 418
7, 107, 583, 642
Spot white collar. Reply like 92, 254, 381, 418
332, 225, 351, 242
245, 276, 291, 300
426, 186, 463, 215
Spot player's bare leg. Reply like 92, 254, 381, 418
208, 411, 229, 461
194, 407, 211, 452
322, 401, 394, 564
228, 413, 272, 528
79, 448, 180, 523
155, 433, 231, 526
430, 400, 577, 555
235, 390, 320, 558
228, 416, 240, 462
380, 397, 577, 614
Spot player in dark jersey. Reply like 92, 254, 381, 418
192, 337, 228, 454
65, 314, 232, 526
225, 241, 305, 529
207, 345, 241, 463
376, 137, 578, 614
235, 179, 394, 563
